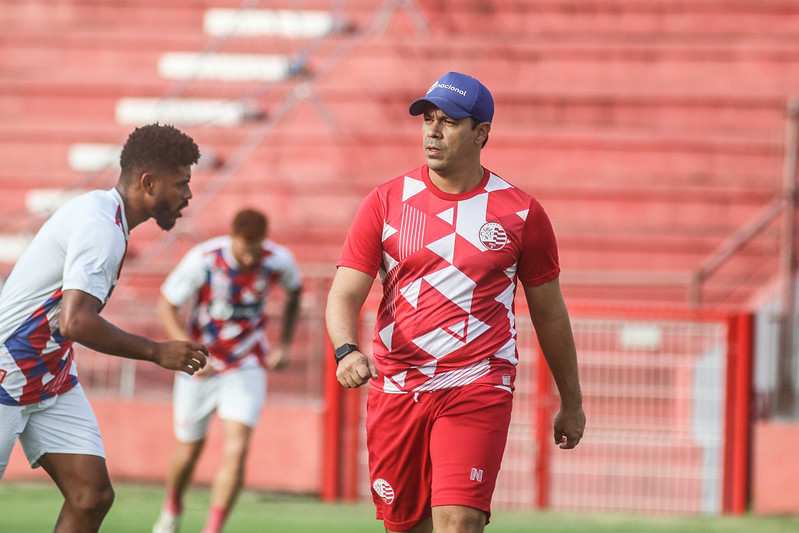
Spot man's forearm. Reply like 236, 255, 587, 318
535, 315, 583, 408
63, 310, 158, 362
279, 290, 302, 347
325, 295, 363, 348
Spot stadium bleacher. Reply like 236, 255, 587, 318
2, 0, 796, 310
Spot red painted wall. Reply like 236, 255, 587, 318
753, 421, 799, 514
4, 398, 324, 494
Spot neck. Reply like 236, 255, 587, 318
114, 183, 144, 230
428, 164, 484, 194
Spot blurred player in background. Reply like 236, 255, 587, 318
152, 208, 302, 533
326, 72, 585, 533
0, 123, 208, 533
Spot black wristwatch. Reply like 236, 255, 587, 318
334, 343, 359, 364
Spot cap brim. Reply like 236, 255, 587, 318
408, 97, 471, 120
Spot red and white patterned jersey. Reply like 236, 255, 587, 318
338, 165, 560, 394
161, 236, 301, 372
0, 189, 129, 406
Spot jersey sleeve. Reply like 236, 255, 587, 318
62, 220, 125, 303
336, 188, 384, 277
272, 244, 302, 292
161, 245, 208, 307
517, 198, 561, 287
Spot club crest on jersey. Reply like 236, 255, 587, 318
373, 478, 395, 504
479, 222, 508, 250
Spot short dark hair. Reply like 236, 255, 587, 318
232, 208, 268, 242
119, 123, 200, 175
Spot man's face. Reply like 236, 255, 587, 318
231, 235, 264, 273
421, 104, 486, 174
151, 165, 193, 231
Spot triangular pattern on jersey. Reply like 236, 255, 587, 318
455, 193, 489, 251
382, 222, 398, 241
379, 322, 395, 351
423, 265, 476, 313
399, 279, 422, 309
494, 338, 519, 364
437, 207, 455, 225
495, 281, 516, 310
426, 233, 456, 264
414, 360, 437, 378
383, 373, 406, 394
412, 314, 489, 359
445, 318, 467, 342
402, 176, 426, 202
485, 173, 512, 192
383, 250, 399, 274
503, 264, 517, 280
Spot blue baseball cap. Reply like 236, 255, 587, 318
409, 72, 494, 123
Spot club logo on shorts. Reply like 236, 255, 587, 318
479, 222, 507, 250
373, 478, 395, 504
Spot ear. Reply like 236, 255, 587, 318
475, 122, 491, 145
140, 172, 156, 196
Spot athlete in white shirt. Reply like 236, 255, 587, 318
0, 123, 209, 533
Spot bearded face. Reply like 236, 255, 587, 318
149, 166, 193, 231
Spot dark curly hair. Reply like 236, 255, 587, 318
232, 208, 268, 242
119, 123, 200, 176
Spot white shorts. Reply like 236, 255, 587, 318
173, 365, 266, 443
0, 384, 105, 480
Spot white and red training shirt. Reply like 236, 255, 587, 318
0, 189, 129, 406
338, 165, 560, 394
161, 236, 301, 372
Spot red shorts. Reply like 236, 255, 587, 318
365, 383, 513, 531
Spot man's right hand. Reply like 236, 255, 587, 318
336, 351, 378, 388
154, 341, 209, 375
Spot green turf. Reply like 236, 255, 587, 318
1, 481, 798, 533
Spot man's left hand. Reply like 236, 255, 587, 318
553, 405, 586, 449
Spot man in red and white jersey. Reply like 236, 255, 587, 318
0, 123, 209, 533
326, 72, 585, 533
152, 208, 302, 533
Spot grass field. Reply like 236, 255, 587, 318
2, 481, 799, 533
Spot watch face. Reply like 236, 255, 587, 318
335, 344, 357, 360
